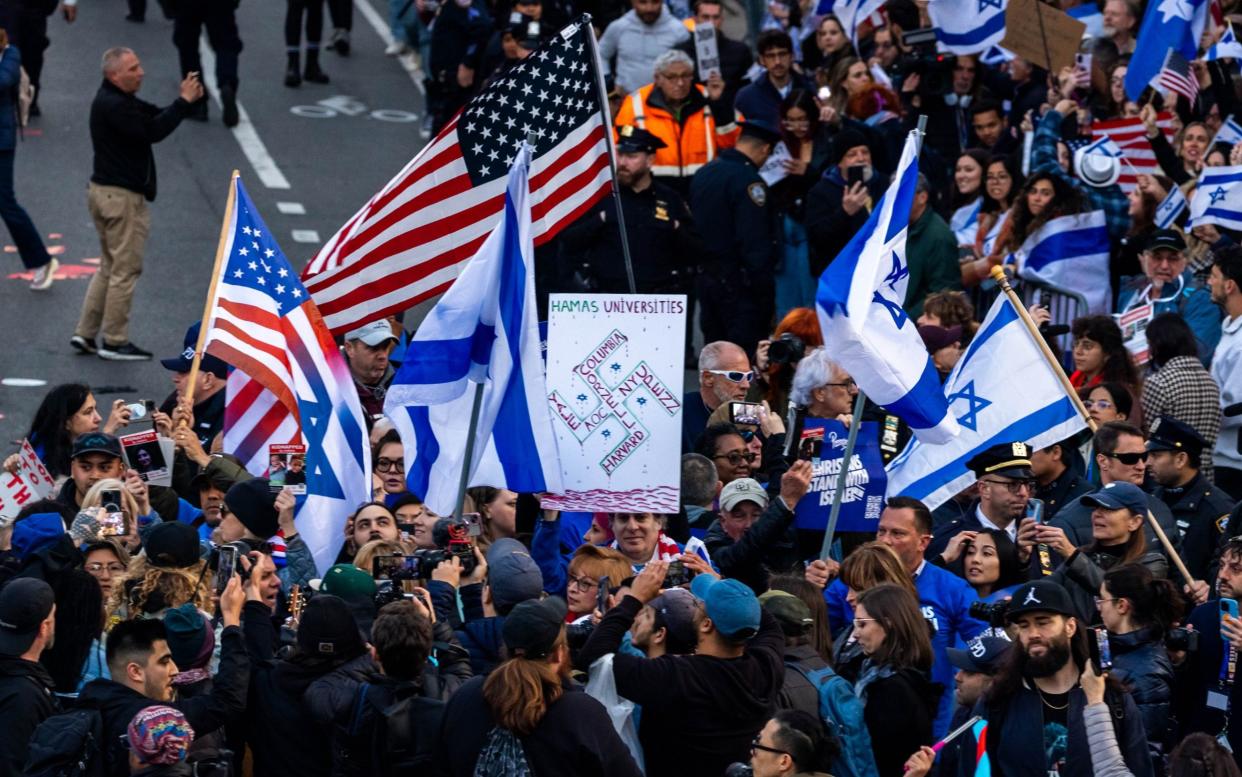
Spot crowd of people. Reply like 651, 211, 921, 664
5, 0, 1242, 774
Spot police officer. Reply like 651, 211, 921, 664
689, 119, 781, 353
427, 0, 492, 133
1147, 415, 1236, 581
171, 0, 243, 126
559, 126, 701, 294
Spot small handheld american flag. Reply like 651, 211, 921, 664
1157, 48, 1200, 104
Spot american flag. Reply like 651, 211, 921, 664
204, 176, 372, 575
302, 18, 612, 335
1158, 49, 1200, 104
1091, 112, 1177, 192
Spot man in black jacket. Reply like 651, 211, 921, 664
0, 578, 58, 777
704, 464, 810, 594
77, 575, 247, 777
804, 129, 887, 276
674, 0, 751, 113
72, 47, 203, 362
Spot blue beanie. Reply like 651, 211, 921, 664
12, 513, 66, 560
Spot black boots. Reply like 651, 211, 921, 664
304, 47, 330, 84
285, 52, 301, 87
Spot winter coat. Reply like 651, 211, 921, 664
1109, 626, 1175, 764
703, 495, 799, 594
1048, 547, 1168, 625
0, 656, 59, 777
857, 664, 940, 777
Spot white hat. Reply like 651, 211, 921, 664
344, 320, 398, 347
720, 478, 769, 511
1073, 147, 1120, 188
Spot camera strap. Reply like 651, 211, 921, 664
1209, 641, 1238, 739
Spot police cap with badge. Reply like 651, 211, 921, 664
966, 441, 1035, 480
1147, 415, 1208, 458
616, 125, 667, 155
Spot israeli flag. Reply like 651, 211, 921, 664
1078, 135, 1125, 158
1215, 115, 1242, 146
951, 198, 982, 246
1125, 0, 1208, 101
832, 0, 885, 41
1068, 3, 1105, 38
929, 0, 1007, 55
1009, 210, 1112, 315
885, 295, 1088, 510
1206, 24, 1242, 61
816, 131, 961, 444
1155, 185, 1188, 228
385, 145, 563, 515
1189, 164, 1242, 231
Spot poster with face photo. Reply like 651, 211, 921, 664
120, 429, 172, 486
269, 443, 307, 495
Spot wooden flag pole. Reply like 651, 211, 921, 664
988, 266, 1197, 585
182, 170, 241, 417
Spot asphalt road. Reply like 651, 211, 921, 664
0, 0, 430, 444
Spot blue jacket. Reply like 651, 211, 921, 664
1117, 270, 1223, 364
825, 561, 986, 737
0, 45, 21, 151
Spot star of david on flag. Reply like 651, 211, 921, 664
1189, 165, 1242, 231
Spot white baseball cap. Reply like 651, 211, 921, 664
719, 477, 769, 511
345, 320, 398, 347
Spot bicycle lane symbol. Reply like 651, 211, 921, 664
290, 95, 418, 123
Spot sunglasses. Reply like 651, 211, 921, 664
1105, 451, 1148, 465
714, 451, 758, 466
706, 369, 755, 383
751, 737, 788, 757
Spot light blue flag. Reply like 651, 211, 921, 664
1009, 210, 1112, 315
1068, 3, 1105, 38
1125, 0, 1208, 101
885, 294, 1087, 510
384, 145, 563, 515
1189, 164, 1242, 231
816, 131, 961, 444
1155, 185, 1188, 228
1215, 115, 1242, 146
1206, 24, 1242, 60
929, 0, 1008, 55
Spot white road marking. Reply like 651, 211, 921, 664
354, 0, 427, 95
199, 38, 293, 190
292, 230, 322, 243
1, 378, 48, 387
277, 202, 307, 215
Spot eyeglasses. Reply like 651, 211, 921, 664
825, 378, 858, 391
86, 562, 127, 575
660, 71, 694, 82
706, 369, 755, 383
1105, 451, 1148, 465
751, 737, 789, 757
714, 451, 758, 465
1094, 596, 1123, 608
376, 457, 405, 473
852, 617, 877, 628
567, 575, 599, 591
1083, 399, 1114, 410
980, 478, 1034, 494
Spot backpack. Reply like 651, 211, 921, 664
785, 659, 880, 777
472, 726, 533, 777
349, 683, 444, 777
22, 708, 107, 777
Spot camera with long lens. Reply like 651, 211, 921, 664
767, 333, 806, 367
724, 764, 753, 777
431, 518, 480, 574
894, 27, 957, 97
1165, 627, 1200, 652
968, 599, 1009, 628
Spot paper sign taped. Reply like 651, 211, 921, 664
694, 25, 721, 80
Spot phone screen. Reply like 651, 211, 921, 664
729, 401, 762, 426
216, 546, 238, 593
1092, 627, 1113, 672
847, 165, 866, 186
101, 490, 122, 509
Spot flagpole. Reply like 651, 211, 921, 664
182, 170, 241, 417
583, 14, 638, 294
818, 115, 928, 560
454, 382, 486, 517
987, 266, 1197, 585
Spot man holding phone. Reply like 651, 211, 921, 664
805, 129, 885, 277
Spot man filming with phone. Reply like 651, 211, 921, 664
806, 130, 885, 277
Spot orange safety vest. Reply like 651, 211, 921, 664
614, 83, 740, 179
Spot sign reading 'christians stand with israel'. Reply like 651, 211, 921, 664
543, 294, 686, 513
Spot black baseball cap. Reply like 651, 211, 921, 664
947, 635, 1012, 674
143, 522, 202, 569
0, 578, 55, 656
1144, 228, 1186, 253
1004, 580, 1078, 622
71, 432, 122, 460
502, 597, 567, 659
161, 321, 229, 379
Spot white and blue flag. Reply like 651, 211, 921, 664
1155, 185, 1188, 228
1077, 135, 1125, 158
816, 131, 960, 444
951, 197, 982, 246
384, 145, 563, 515
1009, 210, 1112, 315
1068, 3, 1105, 38
885, 294, 1088, 510
1189, 164, 1242, 231
1215, 115, 1242, 146
1206, 24, 1242, 60
1125, 0, 1209, 101
831, 0, 886, 41
929, 0, 1007, 55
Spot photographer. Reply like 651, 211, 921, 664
805, 129, 887, 277
704, 464, 811, 595
746, 709, 839, 777
220, 479, 316, 593
749, 308, 821, 417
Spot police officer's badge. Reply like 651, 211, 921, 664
747, 182, 766, 206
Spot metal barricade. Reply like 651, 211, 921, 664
968, 272, 1090, 372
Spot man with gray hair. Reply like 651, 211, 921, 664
71, 49, 203, 362
683, 340, 752, 452
902, 172, 961, 319
681, 452, 721, 534
598, 0, 690, 95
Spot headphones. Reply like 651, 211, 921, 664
944, 93, 972, 108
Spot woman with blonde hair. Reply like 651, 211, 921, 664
72, 478, 150, 553
353, 538, 412, 576
106, 522, 211, 620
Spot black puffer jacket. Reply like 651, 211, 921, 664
703, 496, 800, 595
1109, 626, 1175, 763
0, 656, 59, 777
1048, 547, 1168, 625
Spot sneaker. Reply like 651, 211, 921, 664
29, 258, 57, 290
385, 40, 411, 57
98, 341, 153, 361
70, 334, 97, 355
331, 28, 351, 56
221, 84, 239, 128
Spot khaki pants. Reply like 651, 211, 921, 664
76, 183, 150, 346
